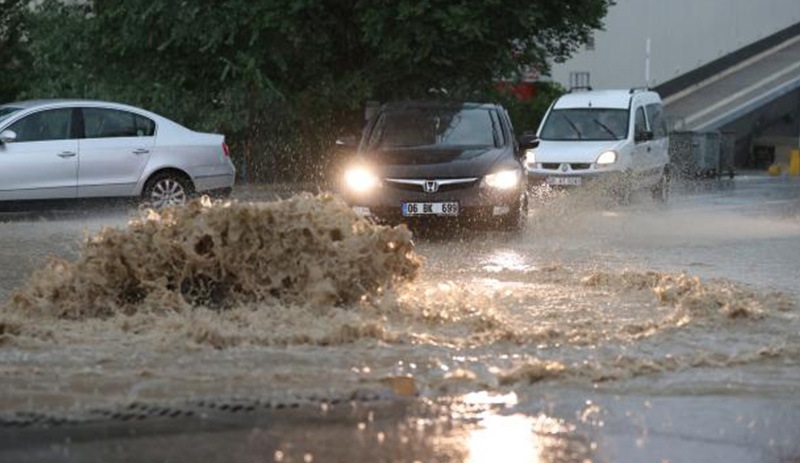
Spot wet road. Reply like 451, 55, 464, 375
1, 173, 799, 463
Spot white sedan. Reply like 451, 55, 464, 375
0, 99, 236, 207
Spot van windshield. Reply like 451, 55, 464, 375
540, 108, 628, 141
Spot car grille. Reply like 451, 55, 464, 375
540, 163, 592, 171
383, 178, 479, 193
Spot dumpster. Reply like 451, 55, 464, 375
668, 130, 732, 180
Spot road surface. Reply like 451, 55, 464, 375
0, 174, 799, 463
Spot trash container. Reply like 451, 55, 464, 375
668, 130, 724, 179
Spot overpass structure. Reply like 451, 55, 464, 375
661, 29, 800, 168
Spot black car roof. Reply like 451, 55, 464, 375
380, 101, 502, 111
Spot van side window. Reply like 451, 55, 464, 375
645, 103, 667, 139
634, 107, 648, 137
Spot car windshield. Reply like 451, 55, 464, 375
0, 106, 23, 125
367, 107, 503, 148
540, 108, 629, 141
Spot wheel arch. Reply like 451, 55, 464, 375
139, 167, 195, 196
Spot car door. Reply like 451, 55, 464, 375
0, 108, 78, 201
631, 104, 651, 185
645, 103, 670, 172
77, 107, 155, 198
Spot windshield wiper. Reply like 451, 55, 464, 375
563, 116, 583, 140
592, 118, 619, 139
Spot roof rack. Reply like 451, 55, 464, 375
629, 86, 650, 94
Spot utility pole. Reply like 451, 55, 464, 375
645, 37, 651, 88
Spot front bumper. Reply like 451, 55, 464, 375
342, 180, 522, 227
526, 168, 625, 187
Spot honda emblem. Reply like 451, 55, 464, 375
423, 180, 439, 193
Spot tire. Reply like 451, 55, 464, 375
610, 170, 634, 206
651, 167, 670, 203
142, 172, 193, 208
499, 193, 528, 232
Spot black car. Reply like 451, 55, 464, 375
338, 101, 529, 230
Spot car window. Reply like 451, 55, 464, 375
0, 106, 23, 126
83, 108, 156, 138
489, 109, 506, 146
634, 106, 648, 136
540, 108, 628, 141
645, 103, 667, 139
368, 107, 500, 148
6, 108, 73, 142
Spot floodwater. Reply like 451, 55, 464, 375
1, 174, 799, 463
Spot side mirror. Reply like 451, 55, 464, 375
635, 130, 653, 143
335, 134, 359, 149
518, 132, 539, 150
0, 129, 17, 144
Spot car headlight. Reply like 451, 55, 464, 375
483, 169, 521, 190
596, 150, 617, 165
524, 149, 537, 169
344, 166, 380, 193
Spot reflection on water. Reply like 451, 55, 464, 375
458, 408, 591, 463
455, 391, 589, 463
482, 249, 531, 273
467, 414, 540, 463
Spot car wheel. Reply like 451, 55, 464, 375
612, 170, 634, 205
651, 167, 670, 203
499, 194, 528, 232
143, 172, 193, 208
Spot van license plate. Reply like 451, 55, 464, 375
547, 176, 582, 186
402, 202, 459, 217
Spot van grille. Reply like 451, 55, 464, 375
540, 163, 591, 171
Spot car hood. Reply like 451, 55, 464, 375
365, 145, 507, 178
534, 139, 626, 163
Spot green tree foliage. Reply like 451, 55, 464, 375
0, 0, 29, 103
15, 0, 611, 182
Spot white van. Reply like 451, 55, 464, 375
522, 88, 670, 201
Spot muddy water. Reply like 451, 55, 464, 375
0, 176, 799, 461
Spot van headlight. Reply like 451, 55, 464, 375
596, 150, 617, 165
483, 169, 521, 190
524, 149, 537, 169
344, 166, 380, 193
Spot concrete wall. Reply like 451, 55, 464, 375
548, 0, 800, 90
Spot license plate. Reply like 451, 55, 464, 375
402, 202, 459, 217
547, 176, 582, 186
